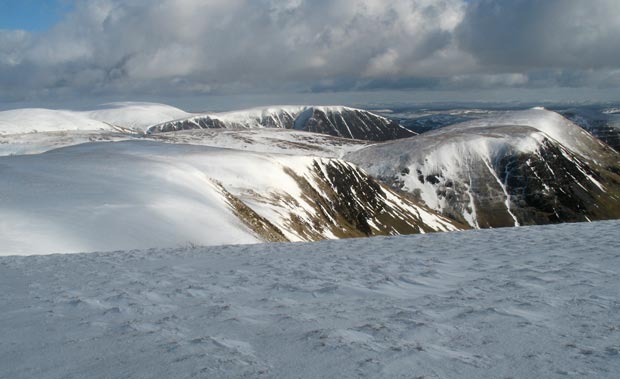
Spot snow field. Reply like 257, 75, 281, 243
1, 220, 618, 378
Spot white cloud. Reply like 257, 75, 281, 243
1, 0, 620, 102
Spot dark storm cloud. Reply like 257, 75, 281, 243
458, 0, 620, 70
0, 0, 619, 102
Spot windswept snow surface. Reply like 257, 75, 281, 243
1, 221, 619, 378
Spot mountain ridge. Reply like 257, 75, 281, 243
148, 105, 416, 141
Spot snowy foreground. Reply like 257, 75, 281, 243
2, 221, 619, 378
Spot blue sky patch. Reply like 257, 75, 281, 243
0, 0, 73, 31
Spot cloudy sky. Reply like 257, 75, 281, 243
1, 0, 620, 109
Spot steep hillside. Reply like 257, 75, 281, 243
148, 106, 415, 141
347, 109, 620, 228
0, 141, 459, 255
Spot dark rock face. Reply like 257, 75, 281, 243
420, 139, 620, 228
299, 108, 414, 141
148, 107, 415, 142
278, 159, 459, 240
497, 139, 620, 225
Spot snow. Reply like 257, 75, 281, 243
1, 139, 455, 255
209, 105, 307, 126
602, 107, 620, 115
0, 108, 113, 135
0, 102, 191, 135
148, 128, 370, 158
448, 108, 602, 159
0, 141, 314, 255
0, 130, 136, 156
0, 127, 368, 158
209, 105, 353, 119
86, 102, 191, 130
347, 126, 545, 226
0, 142, 262, 255
149, 105, 325, 132
482, 158, 520, 226
146, 104, 397, 135
346, 109, 615, 228
1, 220, 619, 378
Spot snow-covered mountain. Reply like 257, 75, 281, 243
148, 106, 416, 141
86, 102, 191, 130
0, 102, 191, 134
0, 103, 414, 142
3, 102, 620, 254
347, 108, 620, 228
0, 140, 459, 255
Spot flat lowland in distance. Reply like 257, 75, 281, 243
2, 220, 619, 379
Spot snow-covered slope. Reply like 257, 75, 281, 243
149, 106, 416, 141
2, 220, 618, 378
86, 102, 191, 130
148, 128, 370, 158
0, 126, 368, 158
0, 140, 459, 255
0, 130, 136, 156
0, 108, 114, 135
441, 108, 608, 160
0, 102, 191, 135
347, 109, 620, 228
